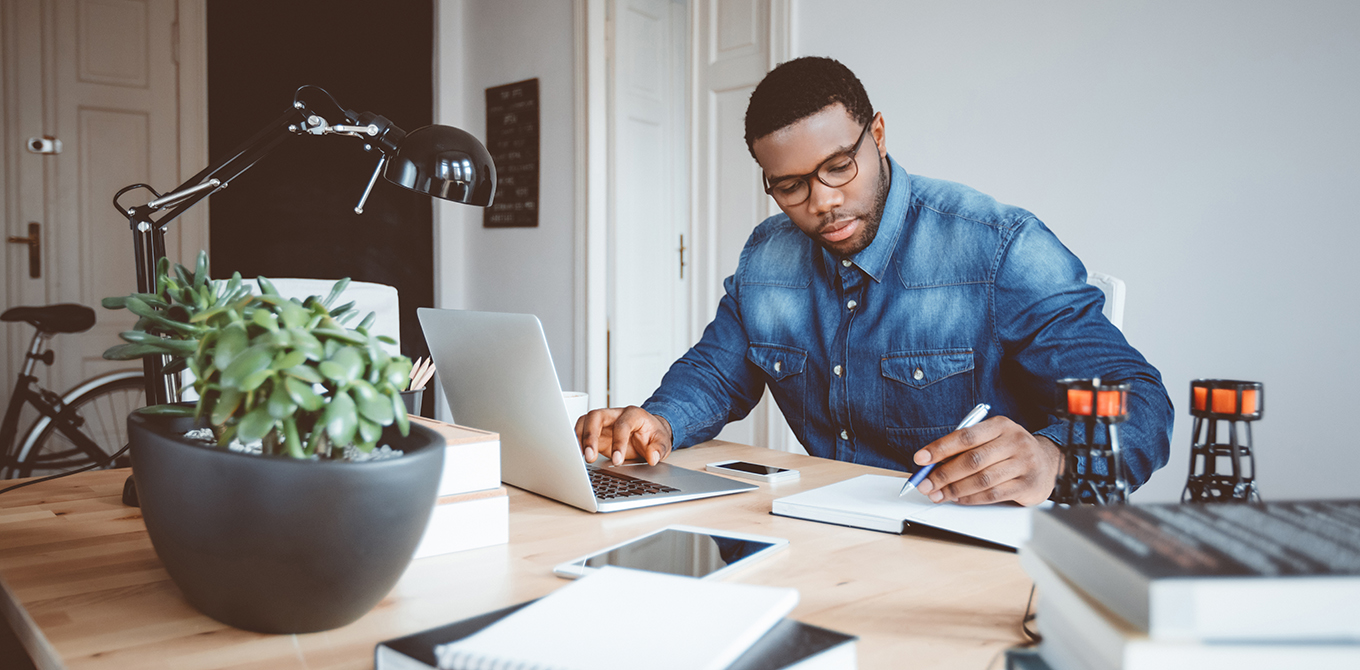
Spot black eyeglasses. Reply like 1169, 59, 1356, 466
762, 117, 876, 207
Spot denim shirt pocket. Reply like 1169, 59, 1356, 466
747, 343, 808, 437
880, 349, 976, 430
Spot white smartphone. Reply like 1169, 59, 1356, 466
552, 524, 789, 580
705, 459, 800, 483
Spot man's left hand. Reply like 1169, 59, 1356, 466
912, 416, 1061, 507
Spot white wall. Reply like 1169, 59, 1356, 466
435, 0, 579, 389
794, 0, 1360, 501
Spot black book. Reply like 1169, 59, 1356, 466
1026, 499, 1360, 641
376, 601, 857, 670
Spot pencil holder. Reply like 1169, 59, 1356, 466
1052, 377, 1130, 505
1182, 379, 1263, 503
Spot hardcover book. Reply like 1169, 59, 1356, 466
1020, 548, 1360, 670
1027, 499, 1360, 640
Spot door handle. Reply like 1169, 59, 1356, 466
7, 222, 40, 278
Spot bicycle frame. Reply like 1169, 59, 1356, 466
0, 331, 124, 474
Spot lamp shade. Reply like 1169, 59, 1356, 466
384, 124, 496, 206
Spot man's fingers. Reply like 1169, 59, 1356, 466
934, 457, 1027, 503
913, 416, 1005, 466
577, 408, 624, 462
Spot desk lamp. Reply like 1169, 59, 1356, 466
112, 85, 496, 405
1053, 377, 1131, 505
1183, 379, 1263, 502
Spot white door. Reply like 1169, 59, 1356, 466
690, 0, 801, 452
1, 0, 204, 406
607, 0, 690, 407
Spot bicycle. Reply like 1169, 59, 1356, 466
1, 304, 145, 479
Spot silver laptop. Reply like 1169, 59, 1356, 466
417, 308, 756, 512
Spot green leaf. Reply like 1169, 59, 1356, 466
251, 308, 279, 332
256, 276, 279, 296
194, 250, 209, 288
357, 417, 381, 448
220, 344, 274, 390
377, 335, 396, 345
313, 327, 367, 345
318, 346, 363, 384
103, 343, 173, 360
236, 406, 275, 443
322, 278, 352, 308
239, 367, 273, 393
351, 380, 394, 426
323, 391, 358, 446
329, 300, 357, 319
174, 262, 194, 290
289, 328, 322, 359
391, 389, 410, 436
272, 350, 307, 370
101, 296, 129, 309
267, 381, 298, 419
284, 376, 324, 411
282, 417, 305, 458
211, 388, 243, 425
279, 300, 308, 329
382, 359, 412, 390
214, 323, 248, 370
357, 312, 376, 332
284, 364, 324, 385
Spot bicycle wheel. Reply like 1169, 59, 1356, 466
12, 371, 145, 478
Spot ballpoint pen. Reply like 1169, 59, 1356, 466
900, 402, 991, 496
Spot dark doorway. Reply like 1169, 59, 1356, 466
207, 0, 435, 373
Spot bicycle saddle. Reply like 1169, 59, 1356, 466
1, 304, 96, 334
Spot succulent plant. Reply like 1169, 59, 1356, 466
103, 251, 412, 459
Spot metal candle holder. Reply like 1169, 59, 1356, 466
1183, 379, 1263, 503
1053, 378, 1130, 505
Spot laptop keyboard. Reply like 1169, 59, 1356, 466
589, 468, 680, 499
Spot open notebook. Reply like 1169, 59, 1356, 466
772, 474, 1049, 549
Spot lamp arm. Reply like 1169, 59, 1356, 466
115, 85, 391, 405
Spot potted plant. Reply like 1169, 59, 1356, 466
103, 252, 444, 634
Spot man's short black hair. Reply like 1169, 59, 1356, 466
744, 56, 874, 158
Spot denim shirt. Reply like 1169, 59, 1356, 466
642, 157, 1173, 488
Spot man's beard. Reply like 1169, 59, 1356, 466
816, 157, 890, 257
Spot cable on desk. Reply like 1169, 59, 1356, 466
1019, 583, 1042, 645
0, 442, 130, 496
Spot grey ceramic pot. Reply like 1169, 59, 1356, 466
127, 410, 444, 634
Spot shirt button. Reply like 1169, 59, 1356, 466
841, 259, 852, 267
913, 367, 924, 381
839, 430, 849, 440
846, 300, 857, 310
774, 361, 782, 373
833, 365, 843, 377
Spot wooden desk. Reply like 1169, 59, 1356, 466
0, 441, 1032, 669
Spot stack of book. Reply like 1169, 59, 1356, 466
1017, 500, 1360, 669
409, 417, 508, 559
376, 566, 857, 669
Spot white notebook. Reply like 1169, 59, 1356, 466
433, 566, 799, 670
772, 474, 1047, 549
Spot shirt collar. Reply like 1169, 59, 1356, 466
829, 154, 908, 283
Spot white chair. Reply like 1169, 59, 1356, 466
1087, 271, 1126, 332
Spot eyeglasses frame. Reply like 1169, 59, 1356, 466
761, 115, 878, 207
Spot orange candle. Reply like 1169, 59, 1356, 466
1193, 385, 1259, 414
1067, 389, 1125, 416
1067, 389, 1093, 415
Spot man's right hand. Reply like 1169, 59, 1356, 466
575, 406, 674, 466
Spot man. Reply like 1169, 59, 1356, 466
577, 57, 1172, 506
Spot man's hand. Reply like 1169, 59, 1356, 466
575, 406, 674, 466
912, 416, 1061, 507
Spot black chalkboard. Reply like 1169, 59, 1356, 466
483, 79, 540, 228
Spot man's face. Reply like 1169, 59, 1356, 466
752, 104, 889, 257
